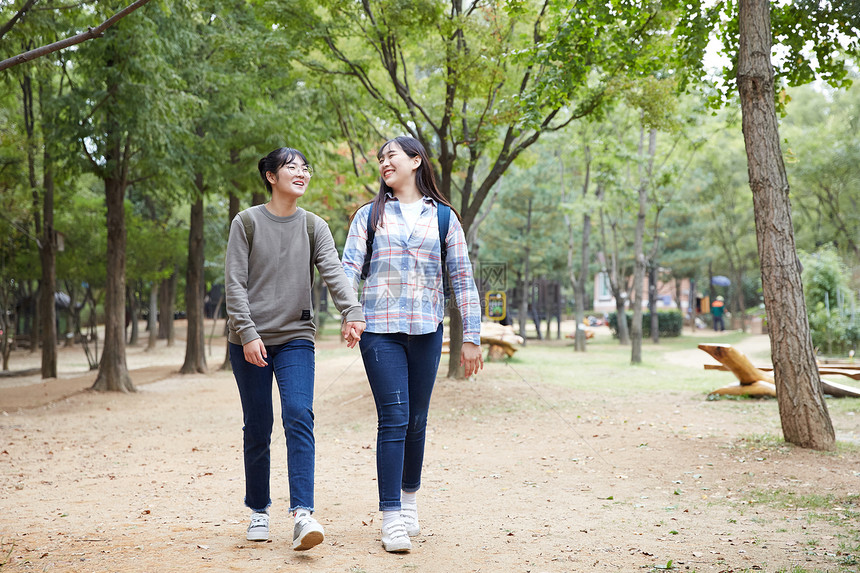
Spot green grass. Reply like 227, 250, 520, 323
501, 332, 741, 395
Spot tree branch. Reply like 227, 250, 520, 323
0, 0, 154, 72
34, 1, 93, 11
0, 0, 37, 42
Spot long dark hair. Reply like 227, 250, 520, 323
359, 136, 460, 230
257, 147, 310, 194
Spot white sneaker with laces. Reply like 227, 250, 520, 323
400, 503, 420, 536
246, 511, 269, 542
381, 519, 412, 553
292, 513, 325, 551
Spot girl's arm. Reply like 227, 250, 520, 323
224, 216, 260, 346
312, 217, 364, 325
445, 214, 482, 346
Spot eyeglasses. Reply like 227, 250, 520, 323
285, 163, 313, 177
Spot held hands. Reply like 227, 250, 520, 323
460, 342, 484, 378
243, 339, 268, 367
342, 321, 366, 348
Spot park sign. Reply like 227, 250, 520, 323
485, 291, 506, 322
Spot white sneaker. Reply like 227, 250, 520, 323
292, 514, 325, 551
400, 504, 420, 536
381, 519, 412, 553
246, 512, 269, 542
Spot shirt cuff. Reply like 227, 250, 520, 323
463, 333, 481, 346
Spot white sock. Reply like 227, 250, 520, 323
294, 508, 311, 521
401, 490, 417, 508
382, 510, 400, 529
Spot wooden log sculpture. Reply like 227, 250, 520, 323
700, 343, 860, 398
481, 336, 518, 361
699, 344, 777, 397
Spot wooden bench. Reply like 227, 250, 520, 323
481, 336, 518, 361
699, 343, 860, 398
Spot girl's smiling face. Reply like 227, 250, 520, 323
378, 142, 420, 190
267, 161, 312, 198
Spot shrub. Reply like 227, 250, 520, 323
607, 311, 683, 338
799, 245, 859, 356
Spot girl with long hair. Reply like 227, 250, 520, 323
342, 136, 483, 552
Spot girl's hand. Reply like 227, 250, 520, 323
343, 321, 365, 348
243, 339, 268, 367
460, 342, 484, 377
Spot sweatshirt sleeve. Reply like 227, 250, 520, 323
224, 215, 260, 345
312, 215, 365, 323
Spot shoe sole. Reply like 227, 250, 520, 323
246, 533, 268, 542
293, 530, 324, 551
383, 541, 411, 553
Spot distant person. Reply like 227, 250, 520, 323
711, 295, 726, 331
341, 136, 483, 553
225, 147, 365, 550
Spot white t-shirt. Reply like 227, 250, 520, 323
399, 200, 425, 237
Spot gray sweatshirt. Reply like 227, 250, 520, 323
225, 205, 363, 347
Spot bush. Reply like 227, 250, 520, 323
808, 303, 860, 355
799, 245, 859, 355
607, 311, 683, 338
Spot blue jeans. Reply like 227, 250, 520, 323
359, 324, 443, 511
230, 340, 315, 513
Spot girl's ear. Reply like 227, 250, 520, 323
411, 155, 421, 172
266, 171, 278, 185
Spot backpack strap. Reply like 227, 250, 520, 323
239, 210, 254, 252
437, 203, 451, 301
306, 211, 316, 287
360, 202, 376, 281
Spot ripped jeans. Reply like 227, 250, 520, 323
359, 324, 443, 511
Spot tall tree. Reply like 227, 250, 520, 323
736, 0, 834, 449
291, 0, 705, 376
66, 3, 186, 392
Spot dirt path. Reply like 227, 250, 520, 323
1, 326, 858, 572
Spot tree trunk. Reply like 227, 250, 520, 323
64, 281, 77, 347
689, 278, 697, 333
649, 263, 659, 343
0, 279, 13, 370
516, 199, 533, 347
181, 193, 207, 374
598, 193, 630, 345
158, 270, 176, 345
146, 280, 158, 350
631, 126, 656, 364
23, 74, 41, 356
737, 0, 833, 449
445, 302, 465, 378
39, 141, 57, 378
92, 173, 134, 392
127, 284, 139, 345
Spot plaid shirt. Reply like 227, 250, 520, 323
342, 194, 481, 345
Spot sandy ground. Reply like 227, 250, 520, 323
1, 321, 858, 573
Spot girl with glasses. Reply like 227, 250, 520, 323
225, 147, 365, 550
